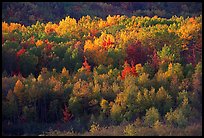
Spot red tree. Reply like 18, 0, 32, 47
62, 104, 73, 122
126, 40, 150, 66
121, 61, 138, 79
83, 56, 91, 72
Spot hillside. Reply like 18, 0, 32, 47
2, 2, 202, 136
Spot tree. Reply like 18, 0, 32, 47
144, 107, 160, 127
165, 108, 187, 128
155, 87, 172, 116
110, 103, 123, 123
13, 79, 25, 105
121, 61, 137, 80
126, 40, 149, 65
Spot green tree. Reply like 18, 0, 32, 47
144, 107, 160, 127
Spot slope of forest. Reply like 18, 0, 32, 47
2, 2, 202, 136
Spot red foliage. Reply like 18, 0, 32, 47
102, 41, 107, 48
15, 48, 26, 75
44, 39, 53, 51
126, 40, 149, 65
131, 62, 137, 76
11, 37, 16, 42
90, 29, 98, 37
107, 37, 114, 45
62, 104, 73, 122
16, 48, 26, 57
181, 36, 202, 66
30, 36, 35, 45
102, 38, 114, 48
151, 49, 159, 69
83, 56, 91, 72
121, 61, 138, 79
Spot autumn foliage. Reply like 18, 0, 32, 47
2, 14, 202, 136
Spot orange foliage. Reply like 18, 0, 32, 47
83, 57, 91, 72
44, 22, 58, 35
30, 36, 35, 45
121, 61, 138, 79
36, 40, 44, 47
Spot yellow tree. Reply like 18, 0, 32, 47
13, 80, 25, 105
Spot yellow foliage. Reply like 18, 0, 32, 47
9, 23, 22, 32
135, 64, 143, 73
14, 80, 24, 94
36, 40, 44, 47
53, 82, 62, 92
56, 16, 77, 36
2, 22, 9, 32
44, 22, 58, 34
61, 67, 69, 77
136, 91, 143, 103
37, 74, 43, 82
84, 40, 96, 52
156, 87, 167, 101
100, 98, 108, 110
106, 15, 120, 26
177, 17, 201, 48
89, 122, 100, 133
2, 22, 27, 33
98, 19, 108, 28
138, 73, 149, 85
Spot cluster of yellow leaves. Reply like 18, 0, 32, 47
78, 15, 96, 30
177, 17, 202, 48
14, 80, 24, 94
13, 80, 25, 105
44, 22, 58, 35
135, 64, 143, 74
84, 40, 97, 52
178, 17, 201, 40
138, 73, 149, 85
61, 67, 69, 77
37, 74, 43, 82
98, 15, 121, 28
107, 15, 121, 26
35, 40, 44, 47
100, 98, 109, 111
56, 16, 77, 36
84, 32, 115, 65
164, 63, 183, 79
92, 32, 115, 48
52, 79, 63, 93
2, 22, 9, 32
73, 79, 91, 98
2, 22, 27, 33
98, 19, 108, 28
116, 29, 138, 47
89, 122, 100, 133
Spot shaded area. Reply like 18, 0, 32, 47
2, 2, 202, 25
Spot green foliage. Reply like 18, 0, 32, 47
110, 103, 123, 123
18, 52, 38, 76
1, 13, 202, 136
155, 87, 173, 115
144, 107, 160, 127
165, 108, 188, 128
